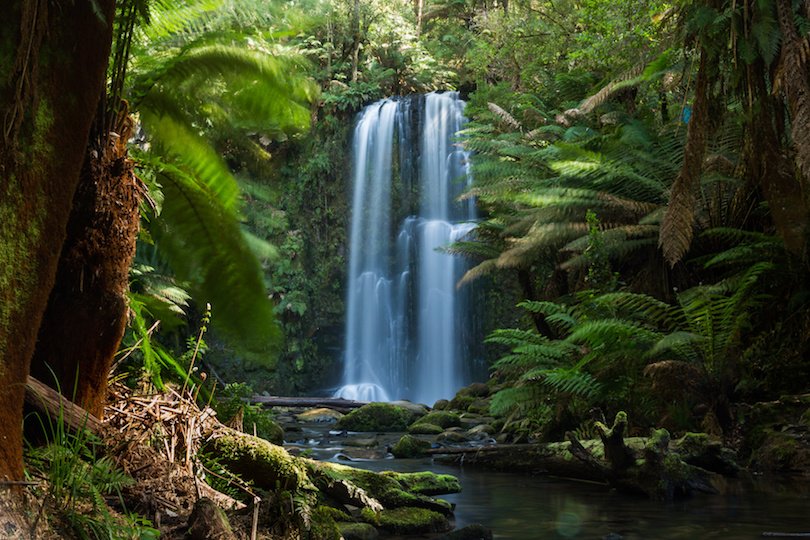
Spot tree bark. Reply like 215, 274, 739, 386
0, 0, 115, 481
747, 61, 807, 253
30, 103, 141, 418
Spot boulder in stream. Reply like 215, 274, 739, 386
391, 434, 431, 458
337, 402, 421, 432
411, 410, 461, 429
297, 407, 344, 423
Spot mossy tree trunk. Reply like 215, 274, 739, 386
0, 0, 115, 480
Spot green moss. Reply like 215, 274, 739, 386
382, 471, 461, 496
307, 461, 451, 515
391, 435, 431, 458
467, 398, 491, 414
376, 507, 450, 535
317, 506, 353, 523
30, 100, 54, 168
359, 507, 380, 526
209, 429, 310, 491
676, 432, 710, 454
449, 394, 475, 411
437, 430, 468, 443
411, 411, 461, 429
433, 399, 450, 410
309, 506, 342, 540
0, 173, 45, 361
337, 522, 379, 540
336, 403, 417, 432
407, 422, 444, 435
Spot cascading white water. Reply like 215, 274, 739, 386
335, 92, 477, 405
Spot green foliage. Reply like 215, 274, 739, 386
215, 383, 284, 444
127, 3, 319, 362
25, 413, 157, 539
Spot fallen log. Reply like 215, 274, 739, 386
24, 375, 103, 434
247, 395, 368, 411
434, 413, 731, 500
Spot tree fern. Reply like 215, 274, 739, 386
127, 14, 317, 356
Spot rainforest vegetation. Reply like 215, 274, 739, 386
1, 0, 809, 537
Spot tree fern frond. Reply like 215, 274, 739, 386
529, 367, 603, 399
458, 258, 499, 286
139, 113, 242, 211
488, 102, 523, 131
146, 157, 282, 357
565, 318, 660, 349
646, 331, 706, 363
485, 328, 549, 347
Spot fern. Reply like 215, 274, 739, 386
533, 367, 603, 399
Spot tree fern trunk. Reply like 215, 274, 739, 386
0, 0, 115, 481
30, 105, 141, 418
747, 61, 808, 253
776, 0, 810, 216
659, 50, 712, 266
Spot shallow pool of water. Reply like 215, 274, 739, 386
286, 425, 809, 539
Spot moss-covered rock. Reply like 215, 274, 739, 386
308, 506, 343, 540
411, 411, 461, 429
343, 437, 379, 448
391, 435, 431, 458
187, 497, 235, 540
297, 407, 344, 423
305, 461, 453, 515
317, 506, 354, 523
390, 400, 429, 418
207, 427, 309, 491
466, 398, 491, 415
433, 399, 450, 410
382, 471, 461, 496
337, 403, 417, 432
466, 424, 495, 437
674, 432, 739, 476
449, 394, 475, 411
750, 430, 809, 472
459, 382, 490, 398
337, 522, 379, 540
262, 420, 285, 445
375, 507, 451, 535
408, 422, 444, 435
740, 394, 810, 473
438, 430, 469, 443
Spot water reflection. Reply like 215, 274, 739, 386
346, 457, 809, 539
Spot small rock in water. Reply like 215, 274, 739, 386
296, 407, 344, 423
343, 437, 379, 448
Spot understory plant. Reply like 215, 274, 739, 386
24, 407, 157, 539
488, 254, 775, 435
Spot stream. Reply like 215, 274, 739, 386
284, 421, 809, 539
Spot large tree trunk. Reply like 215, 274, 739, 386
776, 0, 810, 196
30, 104, 141, 418
0, 0, 115, 481
747, 61, 808, 253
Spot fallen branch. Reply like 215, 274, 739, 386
247, 395, 368, 411
25, 375, 103, 434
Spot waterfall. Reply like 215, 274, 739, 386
335, 92, 477, 405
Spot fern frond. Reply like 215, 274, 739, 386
488, 102, 523, 131
144, 155, 282, 356
529, 367, 603, 399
